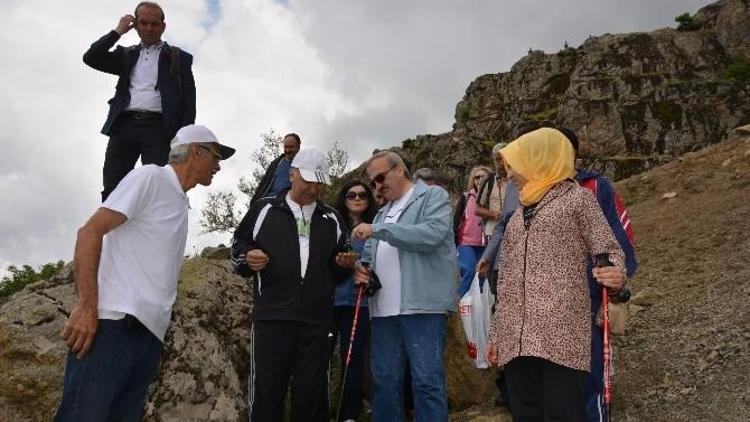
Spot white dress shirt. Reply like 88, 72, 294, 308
127, 42, 164, 112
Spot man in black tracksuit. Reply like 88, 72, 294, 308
231, 148, 355, 422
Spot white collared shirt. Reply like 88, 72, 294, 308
127, 41, 164, 112
286, 193, 317, 278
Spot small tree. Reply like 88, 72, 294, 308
326, 141, 350, 180
675, 13, 695, 31
0, 260, 65, 299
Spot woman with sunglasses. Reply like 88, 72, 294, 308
486, 128, 626, 421
454, 166, 492, 297
333, 179, 377, 421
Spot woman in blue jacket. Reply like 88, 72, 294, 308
333, 179, 377, 421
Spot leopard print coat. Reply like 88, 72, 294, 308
488, 180, 625, 372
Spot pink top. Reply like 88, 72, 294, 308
460, 190, 484, 246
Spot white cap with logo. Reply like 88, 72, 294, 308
291, 148, 331, 184
170, 124, 236, 160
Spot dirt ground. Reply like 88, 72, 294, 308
612, 132, 750, 421
451, 131, 750, 421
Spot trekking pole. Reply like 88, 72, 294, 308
595, 254, 614, 422
602, 284, 612, 422
335, 284, 365, 422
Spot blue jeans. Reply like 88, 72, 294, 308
457, 245, 485, 298
370, 314, 447, 422
54, 317, 162, 422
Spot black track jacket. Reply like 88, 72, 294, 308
231, 191, 351, 328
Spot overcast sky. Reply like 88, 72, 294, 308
0, 0, 709, 274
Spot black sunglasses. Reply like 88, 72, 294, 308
345, 191, 368, 200
369, 165, 397, 188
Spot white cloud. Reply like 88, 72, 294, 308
0, 0, 708, 271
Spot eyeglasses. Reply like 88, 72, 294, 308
473, 175, 485, 180
345, 191, 368, 201
199, 145, 222, 161
369, 165, 397, 189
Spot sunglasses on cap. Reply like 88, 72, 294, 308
345, 191, 368, 200
369, 165, 397, 189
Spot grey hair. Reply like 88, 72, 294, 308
492, 142, 508, 157
168, 144, 191, 164
168, 142, 214, 164
366, 151, 410, 179
412, 167, 437, 183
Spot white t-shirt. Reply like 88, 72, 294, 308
97, 165, 189, 341
370, 186, 414, 317
286, 193, 316, 278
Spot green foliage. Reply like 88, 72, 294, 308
526, 106, 559, 122
457, 103, 472, 124
675, 13, 695, 31
0, 260, 65, 299
725, 55, 750, 82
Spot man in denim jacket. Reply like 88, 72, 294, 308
352, 151, 457, 422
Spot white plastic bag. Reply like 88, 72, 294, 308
458, 272, 495, 369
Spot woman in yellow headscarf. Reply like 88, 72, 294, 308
486, 127, 626, 421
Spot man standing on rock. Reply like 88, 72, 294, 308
84, 1, 196, 201
54, 125, 234, 422
231, 148, 355, 422
352, 151, 456, 421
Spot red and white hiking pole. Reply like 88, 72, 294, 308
602, 284, 612, 422
596, 254, 614, 422
335, 284, 365, 422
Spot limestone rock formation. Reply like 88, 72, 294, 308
392, 0, 750, 194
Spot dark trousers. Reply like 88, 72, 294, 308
249, 320, 331, 422
585, 321, 606, 422
334, 306, 370, 421
504, 356, 587, 422
102, 113, 169, 201
54, 317, 162, 422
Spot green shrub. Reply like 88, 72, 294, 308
0, 260, 65, 299
725, 55, 750, 82
675, 13, 695, 31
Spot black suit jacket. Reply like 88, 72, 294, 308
83, 30, 196, 140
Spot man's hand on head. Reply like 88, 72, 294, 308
115, 14, 135, 35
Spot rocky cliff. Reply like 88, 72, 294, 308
392, 0, 750, 194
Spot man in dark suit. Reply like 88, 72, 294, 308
249, 133, 301, 204
83, 1, 196, 201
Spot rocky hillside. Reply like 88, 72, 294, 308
0, 247, 496, 421
388, 0, 750, 194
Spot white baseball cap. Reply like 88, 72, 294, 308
291, 148, 331, 184
170, 124, 236, 160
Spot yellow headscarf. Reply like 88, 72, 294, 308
499, 127, 576, 206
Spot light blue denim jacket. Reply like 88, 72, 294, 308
360, 181, 457, 313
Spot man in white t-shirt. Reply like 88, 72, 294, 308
352, 151, 456, 422
54, 124, 234, 422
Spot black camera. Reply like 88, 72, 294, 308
360, 262, 382, 297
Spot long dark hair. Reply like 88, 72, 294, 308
334, 179, 377, 230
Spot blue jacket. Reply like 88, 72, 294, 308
83, 31, 196, 140
576, 170, 638, 313
334, 237, 368, 307
360, 182, 457, 313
